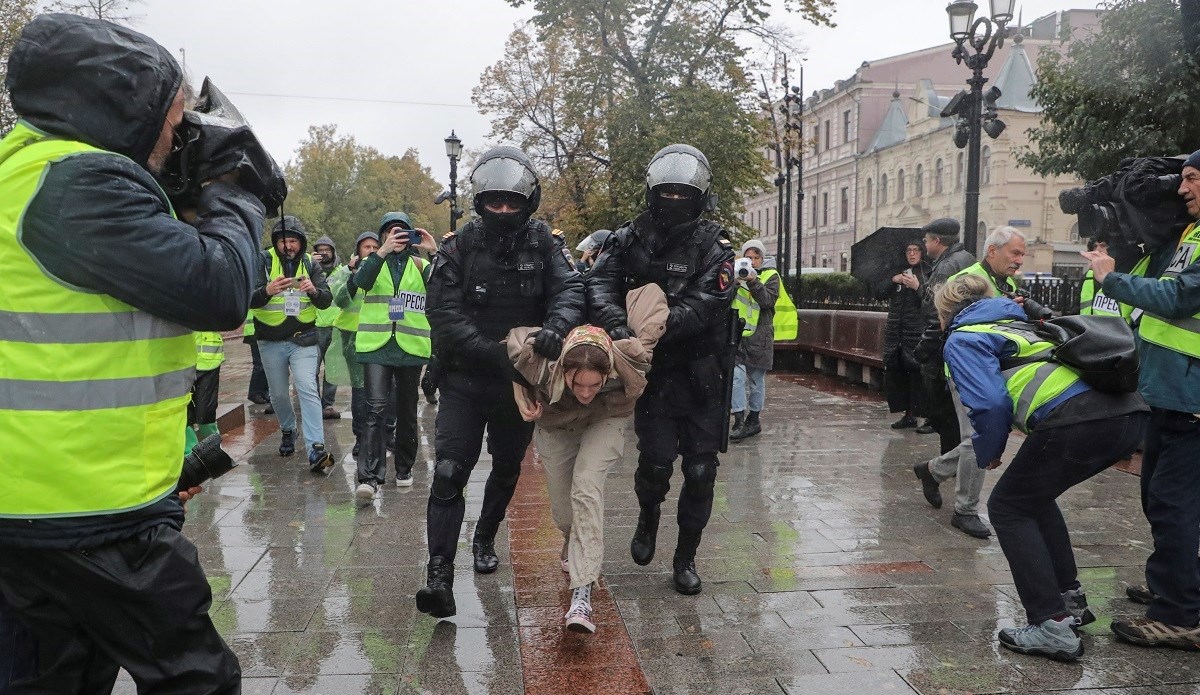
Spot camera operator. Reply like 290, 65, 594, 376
1082, 149, 1200, 649
730, 239, 788, 441
588, 144, 736, 595
416, 147, 584, 619
0, 14, 266, 692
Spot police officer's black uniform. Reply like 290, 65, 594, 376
416, 147, 584, 619
587, 144, 736, 595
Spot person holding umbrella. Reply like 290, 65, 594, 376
875, 240, 931, 429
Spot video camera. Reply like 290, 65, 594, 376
1058, 156, 1191, 256
176, 433, 237, 493
158, 78, 288, 217
735, 258, 754, 280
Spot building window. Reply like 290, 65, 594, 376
813, 125, 820, 153
897, 169, 906, 200
839, 187, 849, 223
821, 255, 830, 268
823, 120, 831, 150
756, 209, 761, 232
842, 110, 851, 144
811, 194, 818, 226
982, 146, 992, 185
821, 191, 829, 226
956, 152, 964, 191
1069, 222, 1080, 242
935, 158, 944, 194
880, 174, 889, 204
915, 164, 924, 197
865, 178, 873, 207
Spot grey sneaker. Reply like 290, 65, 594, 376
1062, 588, 1095, 628
564, 585, 595, 634
998, 617, 1083, 661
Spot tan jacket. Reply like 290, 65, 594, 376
506, 285, 668, 430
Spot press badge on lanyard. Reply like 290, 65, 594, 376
283, 289, 302, 317
389, 291, 426, 321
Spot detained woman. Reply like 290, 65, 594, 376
937, 274, 1148, 661
507, 285, 667, 634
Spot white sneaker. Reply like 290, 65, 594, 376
564, 585, 595, 634
355, 482, 377, 503
395, 473, 414, 488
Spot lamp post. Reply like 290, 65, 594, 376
758, 56, 803, 281
444, 130, 464, 231
945, 0, 1013, 254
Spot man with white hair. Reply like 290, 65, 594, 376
952, 227, 1050, 321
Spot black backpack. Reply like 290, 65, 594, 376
1007, 315, 1140, 393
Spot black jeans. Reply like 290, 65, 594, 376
633, 371, 724, 534
247, 339, 269, 401
987, 412, 1147, 625
427, 370, 534, 561
1141, 408, 1200, 627
0, 592, 34, 694
187, 366, 220, 426
361, 363, 422, 486
0, 525, 240, 694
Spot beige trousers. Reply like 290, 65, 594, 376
535, 416, 628, 589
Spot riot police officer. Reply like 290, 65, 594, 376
416, 146, 585, 619
587, 144, 736, 595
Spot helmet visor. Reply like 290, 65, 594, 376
646, 151, 711, 192
471, 156, 538, 200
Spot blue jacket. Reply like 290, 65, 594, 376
1102, 242, 1200, 413
944, 298, 1088, 467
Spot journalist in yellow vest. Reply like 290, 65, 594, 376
332, 231, 381, 458
938, 274, 1148, 661
1081, 149, 1200, 648
352, 212, 438, 500
949, 225, 1051, 321
249, 215, 336, 471
186, 331, 226, 451
0, 13, 265, 691
312, 235, 344, 419
730, 239, 793, 441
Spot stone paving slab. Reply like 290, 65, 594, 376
99, 339, 1197, 694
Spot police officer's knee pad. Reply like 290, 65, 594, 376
636, 454, 673, 484
682, 458, 718, 496
431, 459, 469, 505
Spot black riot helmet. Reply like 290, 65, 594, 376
645, 144, 712, 229
471, 146, 542, 232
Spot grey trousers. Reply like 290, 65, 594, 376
926, 378, 986, 515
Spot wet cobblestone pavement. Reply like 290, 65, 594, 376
113, 340, 1199, 694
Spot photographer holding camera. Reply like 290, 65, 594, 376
1082, 149, 1200, 650
730, 239, 794, 441
0, 14, 269, 692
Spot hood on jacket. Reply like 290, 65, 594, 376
6, 13, 182, 167
354, 231, 380, 257
271, 215, 308, 257
379, 211, 413, 232
313, 235, 337, 266
949, 296, 1026, 331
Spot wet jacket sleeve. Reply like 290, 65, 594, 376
22, 153, 264, 331
540, 235, 585, 335
425, 236, 511, 372
304, 258, 332, 310
249, 251, 271, 309
943, 330, 1016, 466
1103, 264, 1200, 318
585, 235, 629, 331
352, 253, 385, 294
662, 243, 735, 343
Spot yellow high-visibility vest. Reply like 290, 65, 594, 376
355, 255, 431, 357
0, 122, 194, 518
252, 248, 316, 327
194, 331, 225, 371
1139, 223, 1200, 357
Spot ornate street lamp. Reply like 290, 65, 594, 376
945, 0, 1014, 253
443, 130, 464, 231
758, 56, 803, 281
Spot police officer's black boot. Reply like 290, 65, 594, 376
415, 556, 456, 618
630, 505, 660, 566
673, 530, 704, 595
472, 523, 500, 574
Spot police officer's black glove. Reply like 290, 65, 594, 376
608, 325, 635, 340
533, 328, 565, 360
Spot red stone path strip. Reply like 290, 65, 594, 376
507, 447, 652, 695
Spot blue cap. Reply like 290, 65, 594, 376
1185, 149, 1200, 172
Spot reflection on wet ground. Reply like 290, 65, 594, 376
108, 340, 1190, 694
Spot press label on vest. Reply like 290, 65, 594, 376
398, 291, 425, 315
1166, 243, 1197, 276
283, 291, 302, 317
1093, 293, 1121, 315
667, 263, 689, 273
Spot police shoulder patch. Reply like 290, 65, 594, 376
552, 228, 566, 237
717, 260, 734, 291
718, 238, 732, 247
441, 231, 457, 241
561, 246, 576, 269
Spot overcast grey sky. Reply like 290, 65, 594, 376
131, 0, 1101, 188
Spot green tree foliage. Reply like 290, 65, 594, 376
281, 125, 443, 256
0, 0, 38, 133
475, 0, 836, 244
1017, 0, 1200, 182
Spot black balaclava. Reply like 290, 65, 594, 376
478, 192, 532, 237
